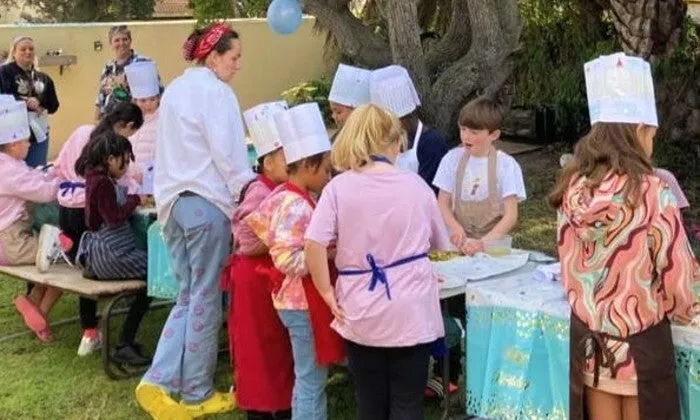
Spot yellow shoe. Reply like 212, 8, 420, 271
181, 391, 237, 418
135, 382, 193, 420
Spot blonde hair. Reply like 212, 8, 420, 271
5, 36, 38, 68
332, 104, 406, 171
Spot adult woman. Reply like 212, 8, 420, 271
95, 25, 161, 120
136, 23, 255, 420
0, 36, 59, 167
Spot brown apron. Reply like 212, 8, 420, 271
452, 147, 503, 239
0, 211, 37, 265
569, 312, 680, 420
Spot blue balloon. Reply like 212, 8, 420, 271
267, 0, 303, 35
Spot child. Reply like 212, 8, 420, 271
305, 104, 452, 420
550, 53, 699, 420
370, 65, 448, 194
433, 96, 526, 252
328, 64, 371, 135
223, 101, 294, 419
246, 103, 342, 420
0, 97, 70, 343
53, 101, 143, 356
74, 131, 152, 366
124, 60, 160, 182
430, 95, 526, 391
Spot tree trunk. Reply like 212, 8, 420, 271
607, 0, 686, 59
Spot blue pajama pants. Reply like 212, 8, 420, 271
142, 195, 231, 403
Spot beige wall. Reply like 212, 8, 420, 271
0, 18, 328, 158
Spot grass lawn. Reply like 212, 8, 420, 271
0, 148, 559, 420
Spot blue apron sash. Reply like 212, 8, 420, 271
338, 252, 428, 300
59, 181, 85, 197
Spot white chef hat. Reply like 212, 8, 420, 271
584, 52, 658, 127
328, 64, 371, 108
370, 64, 421, 118
0, 99, 30, 145
274, 102, 331, 164
124, 61, 160, 99
243, 101, 289, 157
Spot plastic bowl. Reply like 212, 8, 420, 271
483, 235, 512, 257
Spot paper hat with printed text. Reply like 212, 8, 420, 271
0, 97, 30, 145
124, 61, 160, 99
273, 102, 331, 164
244, 101, 289, 157
370, 64, 421, 118
584, 53, 658, 127
329, 64, 371, 108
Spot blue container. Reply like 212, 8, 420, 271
147, 221, 178, 300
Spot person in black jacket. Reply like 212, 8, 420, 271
0, 36, 59, 168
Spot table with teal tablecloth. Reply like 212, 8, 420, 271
465, 271, 700, 420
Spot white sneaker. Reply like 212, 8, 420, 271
77, 331, 102, 356
36, 225, 70, 273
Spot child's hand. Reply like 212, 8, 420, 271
449, 227, 466, 248
139, 195, 154, 207
320, 288, 345, 325
460, 238, 483, 256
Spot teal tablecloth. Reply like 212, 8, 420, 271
146, 221, 178, 300
465, 272, 700, 420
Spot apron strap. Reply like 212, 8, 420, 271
486, 147, 499, 200
412, 121, 423, 151
452, 149, 470, 213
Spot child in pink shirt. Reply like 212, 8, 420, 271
53, 101, 143, 356
305, 104, 452, 420
0, 98, 69, 343
124, 60, 161, 182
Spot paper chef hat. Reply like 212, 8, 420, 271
370, 64, 421, 118
273, 102, 331, 164
0, 98, 30, 145
584, 53, 658, 127
124, 61, 160, 99
243, 101, 289, 157
328, 64, 371, 108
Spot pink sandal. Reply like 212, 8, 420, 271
35, 327, 54, 343
14, 295, 48, 334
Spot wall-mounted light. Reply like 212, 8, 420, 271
93, 41, 102, 52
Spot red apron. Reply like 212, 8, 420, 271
261, 182, 346, 366
228, 253, 294, 411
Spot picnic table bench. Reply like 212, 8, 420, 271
0, 264, 157, 380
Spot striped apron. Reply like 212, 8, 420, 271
77, 184, 147, 280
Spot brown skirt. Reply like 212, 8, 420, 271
569, 312, 680, 420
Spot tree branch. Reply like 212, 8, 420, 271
424, 0, 471, 79
383, 0, 430, 96
303, 0, 392, 68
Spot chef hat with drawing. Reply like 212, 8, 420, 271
370, 65, 421, 118
124, 61, 160, 99
329, 64, 372, 108
584, 52, 658, 127
274, 102, 331, 164
243, 101, 289, 157
0, 97, 30, 145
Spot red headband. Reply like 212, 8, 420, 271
183, 23, 233, 62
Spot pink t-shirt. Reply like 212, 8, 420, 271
129, 111, 158, 182
0, 152, 60, 231
232, 177, 274, 255
53, 124, 141, 209
305, 168, 452, 347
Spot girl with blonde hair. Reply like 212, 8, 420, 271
305, 104, 452, 420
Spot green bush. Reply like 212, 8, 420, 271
280, 77, 334, 126
514, 0, 615, 143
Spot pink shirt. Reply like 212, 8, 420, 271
0, 152, 60, 230
305, 169, 452, 347
53, 125, 93, 208
53, 124, 141, 209
129, 111, 158, 182
233, 177, 275, 255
